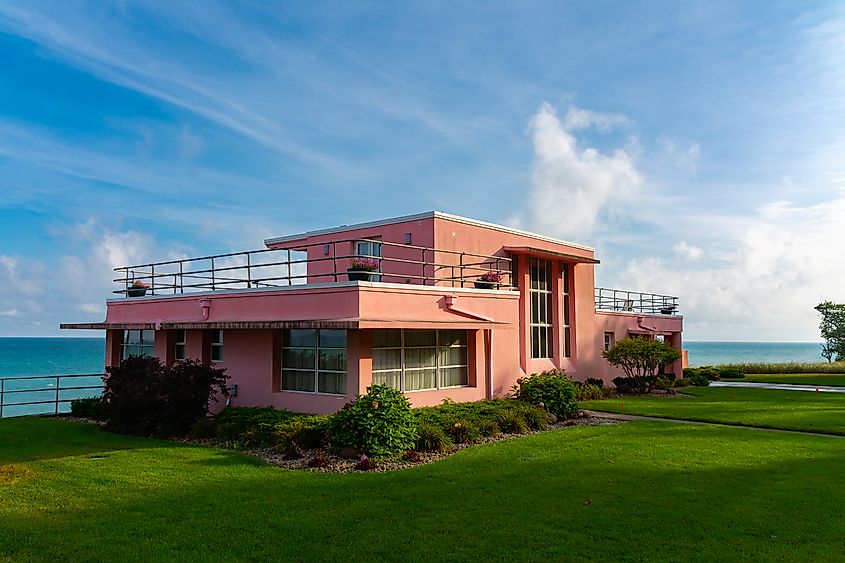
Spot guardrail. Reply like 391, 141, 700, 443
595, 287, 679, 315
0, 374, 104, 419
113, 237, 513, 297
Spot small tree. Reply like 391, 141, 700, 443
603, 337, 681, 394
815, 302, 845, 363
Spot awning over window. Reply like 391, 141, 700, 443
503, 245, 600, 264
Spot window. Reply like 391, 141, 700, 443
529, 257, 553, 358
604, 331, 615, 351
355, 239, 382, 281
281, 329, 347, 395
561, 263, 571, 357
211, 330, 224, 362
175, 329, 187, 360
122, 329, 155, 359
372, 329, 468, 392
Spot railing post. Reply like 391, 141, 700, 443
179, 261, 184, 294
150, 265, 155, 296
460, 253, 465, 288
287, 249, 292, 285
246, 253, 252, 289
210, 257, 216, 290
0, 378, 4, 419
55, 376, 60, 416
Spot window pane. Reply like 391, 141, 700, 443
319, 349, 347, 371
531, 327, 540, 358
175, 344, 186, 360
285, 329, 316, 347
372, 370, 401, 390
440, 366, 468, 387
438, 330, 466, 347
283, 348, 316, 370
211, 345, 223, 362
176, 329, 186, 344
406, 368, 436, 391
438, 346, 467, 367
123, 344, 140, 358
319, 329, 347, 349
373, 348, 401, 371
125, 330, 141, 345
404, 330, 436, 347
372, 329, 401, 348
318, 372, 346, 395
405, 347, 436, 369
282, 370, 315, 392
211, 330, 223, 345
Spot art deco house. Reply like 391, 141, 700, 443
62, 212, 683, 414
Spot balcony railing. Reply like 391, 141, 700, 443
0, 374, 104, 419
114, 238, 513, 297
595, 287, 679, 315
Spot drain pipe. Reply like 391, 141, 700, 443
485, 329, 494, 400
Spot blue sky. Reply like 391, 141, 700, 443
0, 1, 843, 340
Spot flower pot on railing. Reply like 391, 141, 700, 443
474, 280, 495, 289
474, 272, 502, 290
346, 258, 379, 282
126, 281, 149, 297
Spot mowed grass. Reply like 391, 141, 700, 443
2, 417, 845, 562
582, 386, 845, 434
743, 373, 845, 386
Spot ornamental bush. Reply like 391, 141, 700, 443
329, 384, 418, 456
514, 369, 578, 419
103, 356, 228, 437
603, 338, 682, 394
70, 397, 107, 421
415, 424, 451, 452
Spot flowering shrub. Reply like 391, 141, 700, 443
130, 280, 150, 289
445, 420, 480, 444
402, 450, 422, 462
307, 453, 330, 468
354, 454, 377, 471
349, 258, 379, 271
329, 384, 418, 456
479, 271, 502, 283
514, 369, 578, 419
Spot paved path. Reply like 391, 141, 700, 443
584, 410, 845, 439
710, 381, 845, 393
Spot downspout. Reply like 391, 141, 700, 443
485, 329, 494, 400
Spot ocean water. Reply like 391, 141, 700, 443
685, 341, 825, 367
0, 338, 105, 418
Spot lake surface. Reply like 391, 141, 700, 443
685, 341, 825, 367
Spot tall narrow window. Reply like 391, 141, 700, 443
529, 257, 553, 358
604, 331, 615, 351
122, 329, 155, 359
561, 263, 571, 357
211, 330, 224, 362
175, 329, 187, 360
355, 239, 382, 281
372, 329, 468, 391
281, 329, 347, 395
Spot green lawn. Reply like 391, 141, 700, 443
743, 373, 845, 386
582, 386, 845, 434
2, 417, 845, 561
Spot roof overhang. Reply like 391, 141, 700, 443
61, 317, 507, 331
503, 246, 600, 264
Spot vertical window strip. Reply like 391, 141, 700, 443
210, 330, 224, 362
529, 258, 553, 358
175, 329, 187, 360
561, 263, 571, 358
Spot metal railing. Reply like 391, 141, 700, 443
0, 374, 104, 419
595, 287, 679, 315
114, 237, 513, 297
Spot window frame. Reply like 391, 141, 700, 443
174, 329, 187, 360
354, 239, 382, 281
121, 329, 155, 360
371, 329, 469, 392
603, 331, 615, 351
561, 263, 571, 358
529, 257, 553, 359
210, 329, 224, 363
280, 329, 348, 396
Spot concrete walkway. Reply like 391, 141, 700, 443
710, 381, 845, 393
584, 410, 845, 439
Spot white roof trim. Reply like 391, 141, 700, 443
264, 210, 594, 251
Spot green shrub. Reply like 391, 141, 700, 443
415, 424, 451, 452
215, 407, 302, 446
329, 385, 418, 456
604, 338, 682, 394
273, 416, 329, 455
717, 362, 845, 374
103, 357, 229, 437
70, 397, 107, 420
674, 377, 691, 388
445, 420, 480, 444
574, 382, 604, 401
514, 369, 578, 419
717, 367, 745, 379
415, 399, 547, 436
653, 375, 674, 391
496, 410, 529, 434
188, 417, 219, 439
585, 377, 605, 388
478, 419, 501, 437
690, 374, 711, 387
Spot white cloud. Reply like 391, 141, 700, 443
615, 195, 845, 341
562, 106, 631, 132
511, 102, 642, 239
0, 309, 18, 318
673, 241, 703, 260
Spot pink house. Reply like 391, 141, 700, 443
62, 211, 683, 414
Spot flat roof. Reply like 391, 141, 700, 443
264, 211, 594, 252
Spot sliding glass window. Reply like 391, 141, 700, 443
372, 329, 468, 392
281, 329, 346, 395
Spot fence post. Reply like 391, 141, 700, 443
246, 253, 252, 288
0, 378, 4, 419
211, 257, 216, 290
179, 261, 184, 294
55, 376, 60, 416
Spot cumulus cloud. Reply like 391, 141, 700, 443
615, 195, 845, 341
562, 106, 631, 132
511, 102, 642, 239
673, 241, 703, 260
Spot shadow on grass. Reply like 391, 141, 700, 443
3, 421, 845, 562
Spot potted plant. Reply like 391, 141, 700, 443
474, 271, 502, 289
347, 258, 379, 282
127, 280, 150, 297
